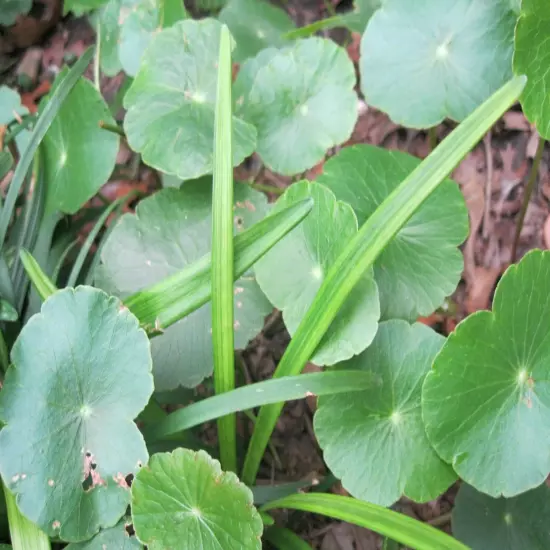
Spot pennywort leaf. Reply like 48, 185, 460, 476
241, 75, 526, 486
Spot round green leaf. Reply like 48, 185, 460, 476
235, 37, 357, 176
219, 0, 295, 62
513, 0, 550, 139
93, 0, 124, 77
42, 72, 119, 215
0, 287, 153, 542
255, 181, 380, 366
360, 0, 516, 127
453, 483, 550, 550
66, 519, 143, 549
315, 320, 456, 506
131, 449, 263, 549
317, 145, 468, 321
123, 19, 256, 180
97, 181, 272, 390
0, 0, 32, 25
422, 249, 550, 497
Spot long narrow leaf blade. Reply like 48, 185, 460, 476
241, 75, 527, 485
0, 48, 94, 250
19, 249, 57, 301
211, 24, 236, 472
264, 526, 312, 550
261, 494, 467, 550
144, 370, 374, 441
125, 197, 313, 328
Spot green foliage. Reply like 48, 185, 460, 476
0, 0, 32, 25
124, 19, 256, 179
255, 181, 380, 365
0, 288, 153, 541
65, 519, 142, 549
318, 145, 468, 320
315, 321, 456, 506
513, 0, 550, 138
423, 249, 550, 497
361, 0, 516, 127
97, 182, 271, 390
64, 0, 109, 16
131, 449, 263, 549
235, 38, 357, 175
453, 483, 550, 550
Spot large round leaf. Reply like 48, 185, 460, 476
235, 38, 357, 175
422, 249, 550, 497
42, 71, 119, 215
314, 320, 456, 506
318, 145, 468, 321
66, 519, 142, 549
132, 449, 263, 549
123, 19, 256, 180
360, 0, 516, 127
97, 180, 272, 390
0, 287, 153, 542
513, 0, 550, 139
255, 181, 380, 366
453, 483, 550, 550
219, 0, 295, 62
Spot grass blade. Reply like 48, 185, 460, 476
264, 526, 312, 549
19, 249, 57, 301
67, 192, 136, 288
211, 25, 236, 471
0, 48, 94, 250
144, 370, 374, 441
261, 493, 467, 550
241, 75, 527, 485
125, 197, 312, 329
283, 15, 344, 39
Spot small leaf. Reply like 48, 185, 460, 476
0, 86, 30, 155
360, 0, 516, 127
66, 519, 143, 549
41, 71, 119, 215
317, 145, 468, 320
0, 287, 153, 541
315, 321, 456, 506
0, 0, 32, 26
422, 249, 550, 497
341, 0, 381, 33
452, 483, 550, 550
97, 181, 271, 390
513, 0, 550, 139
92, 0, 124, 77
131, 449, 263, 549
219, 0, 295, 62
255, 181, 380, 366
235, 37, 357, 175
123, 19, 256, 179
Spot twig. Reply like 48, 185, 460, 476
482, 131, 494, 239
249, 182, 284, 195
511, 135, 545, 263
428, 511, 452, 527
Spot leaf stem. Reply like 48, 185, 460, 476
428, 127, 437, 151
248, 181, 285, 195
98, 120, 125, 137
211, 25, 237, 472
511, 135, 545, 263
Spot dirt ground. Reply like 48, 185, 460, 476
2, 1, 548, 548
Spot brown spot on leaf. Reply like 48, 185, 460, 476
113, 473, 129, 489
52, 521, 60, 530
82, 453, 106, 491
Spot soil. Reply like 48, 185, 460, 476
2, 1, 548, 548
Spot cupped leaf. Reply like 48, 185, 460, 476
513, 0, 550, 139
0, 0, 32, 25
0, 287, 153, 542
255, 181, 380, 366
315, 321, 456, 506
235, 37, 357, 175
318, 145, 468, 320
423, 249, 550, 497
123, 19, 256, 179
66, 519, 142, 549
42, 71, 119, 215
360, 0, 516, 127
453, 483, 550, 550
219, 0, 295, 62
97, 180, 271, 390
131, 449, 262, 549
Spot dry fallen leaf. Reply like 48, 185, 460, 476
464, 266, 501, 314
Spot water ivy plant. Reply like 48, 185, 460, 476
0, 0, 548, 549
